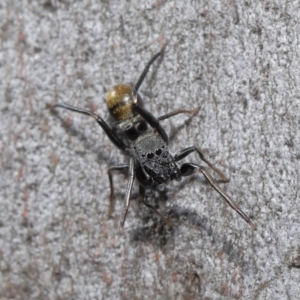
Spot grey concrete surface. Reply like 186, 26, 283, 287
1, 1, 300, 299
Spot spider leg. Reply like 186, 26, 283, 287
132, 104, 168, 143
131, 47, 199, 144
175, 146, 228, 182
130, 46, 169, 143
55, 103, 127, 151
108, 164, 129, 217
132, 45, 166, 95
180, 162, 256, 230
119, 158, 135, 233
157, 107, 199, 121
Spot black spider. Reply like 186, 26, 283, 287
54, 47, 255, 232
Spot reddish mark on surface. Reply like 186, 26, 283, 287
101, 223, 108, 239
217, 249, 225, 258
222, 282, 230, 297
42, 122, 50, 134
88, 102, 97, 112
231, 269, 239, 284
22, 188, 29, 201
64, 116, 73, 129
237, 285, 243, 299
172, 273, 178, 282
81, 221, 88, 232
22, 205, 28, 219
217, 155, 226, 167
28, 96, 34, 115
110, 238, 118, 248
121, 263, 126, 278
221, 279, 243, 299
18, 25, 26, 43
50, 154, 59, 167
93, 245, 102, 257
17, 165, 24, 180
63, 218, 71, 230
18, 53, 24, 77
158, 35, 166, 48
5, 281, 17, 294
166, 256, 173, 266
102, 271, 113, 285
110, 43, 117, 52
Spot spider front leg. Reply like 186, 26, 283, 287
132, 105, 200, 145
132, 103, 169, 143
131, 45, 198, 144
130, 46, 169, 143
180, 162, 256, 230
55, 103, 128, 151
132, 46, 165, 95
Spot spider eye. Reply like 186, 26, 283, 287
147, 152, 154, 159
155, 148, 162, 156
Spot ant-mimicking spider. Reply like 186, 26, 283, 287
54, 46, 256, 232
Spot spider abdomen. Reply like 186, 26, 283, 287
106, 84, 139, 121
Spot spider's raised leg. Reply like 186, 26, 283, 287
55, 103, 127, 151
130, 47, 169, 143
132, 47, 198, 144
132, 46, 165, 95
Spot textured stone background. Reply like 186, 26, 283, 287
1, 1, 300, 299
